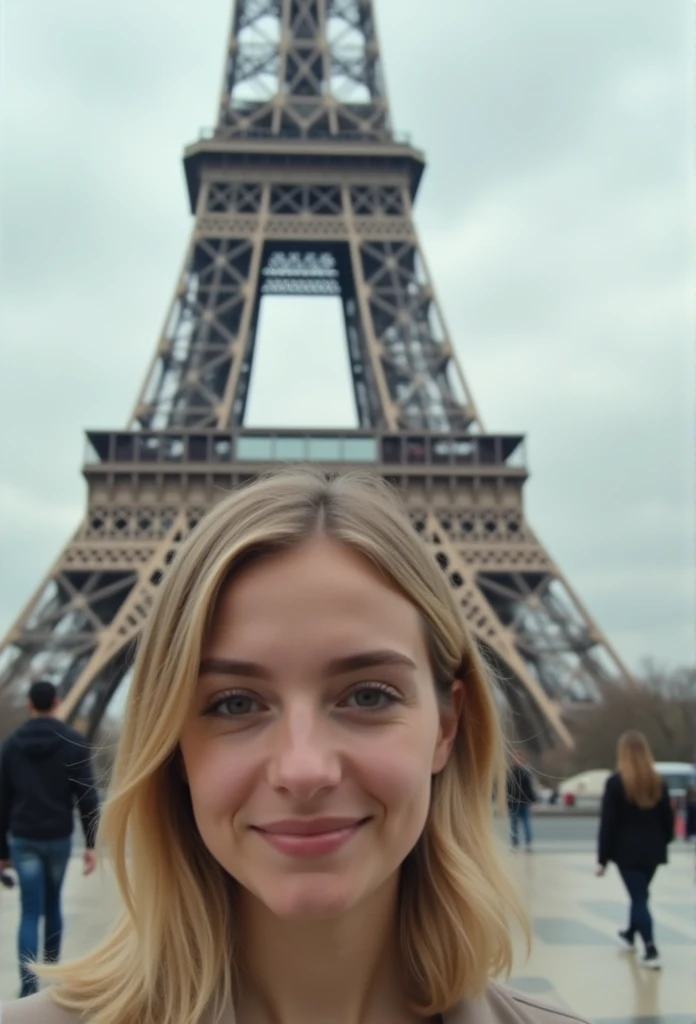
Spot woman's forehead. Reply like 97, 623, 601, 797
203, 540, 429, 667
212, 539, 410, 617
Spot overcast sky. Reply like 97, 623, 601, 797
0, 0, 693, 675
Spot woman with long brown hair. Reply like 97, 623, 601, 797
596, 730, 674, 969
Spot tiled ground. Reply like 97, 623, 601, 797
1, 846, 694, 1020
507, 847, 695, 1023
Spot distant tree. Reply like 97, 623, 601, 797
637, 657, 696, 699
531, 663, 696, 783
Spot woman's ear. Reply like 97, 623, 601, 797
432, 679, 464, 774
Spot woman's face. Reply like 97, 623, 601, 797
179, 536, 461, 921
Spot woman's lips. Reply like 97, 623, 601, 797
251, 817, 369, 858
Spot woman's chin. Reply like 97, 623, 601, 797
258, 881, 361, 922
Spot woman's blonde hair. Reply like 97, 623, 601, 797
40, 468, 527, 1023
617, 730, 663, 809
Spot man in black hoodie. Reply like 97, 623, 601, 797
0, 680, 100, 998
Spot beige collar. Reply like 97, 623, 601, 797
208, 992, 487, 1024
443, 992, 491, 1024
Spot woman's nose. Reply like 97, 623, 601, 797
266, 705, 341, 798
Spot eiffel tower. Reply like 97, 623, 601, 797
0, 0, 633, 752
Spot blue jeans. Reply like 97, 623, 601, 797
509, 803, 533, 847
618, 866, 656, 948
9, 836, 72, 997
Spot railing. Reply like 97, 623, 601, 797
195, 126, 413, 146
84, 430, 526, 471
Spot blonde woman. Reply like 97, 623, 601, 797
3, 470, 588, 1024
596, 730, 675, 970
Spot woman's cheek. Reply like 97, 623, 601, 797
353, 732, 435, 803
188, 747, 252, 821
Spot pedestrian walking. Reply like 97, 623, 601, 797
686, 774, 696, 887
685, 775, 696, 842
0, 680, 100, 998
506, 750, 536, 850
596, 730, 674, 970
1, 470, 589, 1024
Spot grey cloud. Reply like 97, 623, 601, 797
382, 0, 690, 221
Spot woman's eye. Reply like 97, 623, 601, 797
343, 686, 398, 710
205, 693, 263, 717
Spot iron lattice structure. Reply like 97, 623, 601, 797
0, 0, 633, 753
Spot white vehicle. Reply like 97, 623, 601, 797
559, 769, 610, 807
560, 762, 696, 808
654, 762, 696, 799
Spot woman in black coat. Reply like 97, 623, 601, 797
596, 731, 674, 970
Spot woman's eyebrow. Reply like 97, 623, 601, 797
198, 650, 417, 680
198, 658, 269, 679
325, 650, 417, 675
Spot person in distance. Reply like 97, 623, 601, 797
0, 680, 99, 999
596, 730, 675, 970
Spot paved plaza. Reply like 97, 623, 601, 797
1, 845, 694, 1021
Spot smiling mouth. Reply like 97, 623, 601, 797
254, 817, 370, 836
251, 817, 371, 857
